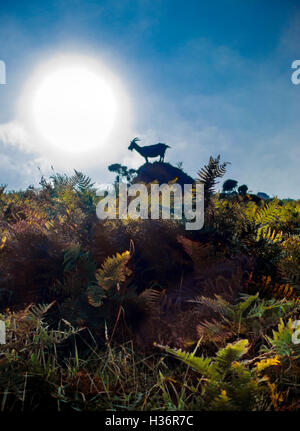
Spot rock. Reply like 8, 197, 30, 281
133, 162, 194, 186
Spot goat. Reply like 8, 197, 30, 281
128, 137, 170, 163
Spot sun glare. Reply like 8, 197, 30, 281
32, 65, 117, 152
19, 54, 131, 159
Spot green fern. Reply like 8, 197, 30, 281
154, 342, 218, 379
194, 293, 297, 344
155, 339, 265, 410
210, 389, 235, 410
255, 202, 283, 244
266, 318, 298, 356
215, 339, 249, 374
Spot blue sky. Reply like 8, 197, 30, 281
0, 0, 299, 197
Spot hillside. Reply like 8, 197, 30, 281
0, 157, 299, 411
133, 161, 195, 185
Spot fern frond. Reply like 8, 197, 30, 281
211, 389, 235, 410
255, 202, 283, 244
257, 226, 282, 243
215, 339, 249, 373
197, 319, 233, 343
71, 170, 95, 192
259, 276, 300, 302
28, 302, 56, 321
95, 251, 132, 291
154, 342, 218, 379
139, 288, 165, 310
255, 202, 279, 226
177, 235, 214, 261
196, 155, 228, 205
63, 244, 82, 272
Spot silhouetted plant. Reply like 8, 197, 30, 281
197, 155, 228, 209
238, 184, 248, 196
222, 179, 238, 194
108, 163, 137, 184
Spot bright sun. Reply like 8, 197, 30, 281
32, 64, 117, 152
19, 54, 131, 159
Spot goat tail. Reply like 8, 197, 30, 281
158, 143, 171, 148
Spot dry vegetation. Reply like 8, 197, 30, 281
0, 158, 300, 411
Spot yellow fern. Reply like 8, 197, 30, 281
95, 251, 132, 291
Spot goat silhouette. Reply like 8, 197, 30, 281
128, 137, 170, 163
